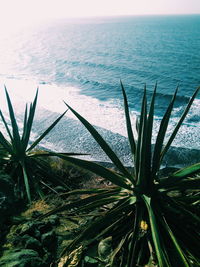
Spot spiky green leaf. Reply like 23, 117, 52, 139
145, 84, 157, 185
0, 131, 13, 154
142, 195, 169, 267
152, 87, 178, 178
0, 110, 13, 142
52, 152, 132, 190
27, 109, 67, 152
64, 101, 133, 182
120, 80, 136, 157
4, 87, 21, 151
161, 86, 200, 160
161, 216, 189, 266
137, 85, 148, 188
21, 161, 31, 203
22, 89, 38, 150
172, 162, 200, 178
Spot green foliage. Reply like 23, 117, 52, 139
0, 249, 43, 267
0, 87, 77, 203
46, 83, 200, 266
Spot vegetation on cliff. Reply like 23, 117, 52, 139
0, 83, 199, 267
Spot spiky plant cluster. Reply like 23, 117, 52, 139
45, 83, 200, 266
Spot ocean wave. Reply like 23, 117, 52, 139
28, 107, 200, 168
0, 76, 199, 156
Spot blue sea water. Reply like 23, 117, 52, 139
0, 14, 199, 166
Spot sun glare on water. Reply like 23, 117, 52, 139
0, 0, 199, 36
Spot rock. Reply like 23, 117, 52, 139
98, 236, 113, 260
43, 252, 52, 266
49, 215, 60, 226
0, 249, 44, 267
12, 235, 22, 246
22, 235, 42, 252
34, 228, 41, 239
18, 220, 52, 238
37, 221, 53, 233
18, 222, 35, 236
41, 231, 56, 250
0, 172, 15, 224
0, 191, 62, 266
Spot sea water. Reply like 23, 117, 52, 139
0, 15, 199, 166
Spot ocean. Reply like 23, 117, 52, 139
0, 14, 199, 167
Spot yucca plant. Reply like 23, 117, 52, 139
0, 87, 80, 203
44, 83, 200, 266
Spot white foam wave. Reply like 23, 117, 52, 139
0, 77, 199, 153
0, 77, 137, 137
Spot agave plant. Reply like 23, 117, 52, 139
0, 87, 80, 203
45, 83, 200, 266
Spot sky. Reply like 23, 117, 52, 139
0, 0, 199, 27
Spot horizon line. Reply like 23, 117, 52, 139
48, 12, 200, 20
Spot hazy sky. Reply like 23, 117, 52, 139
0, 0, 200, 25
